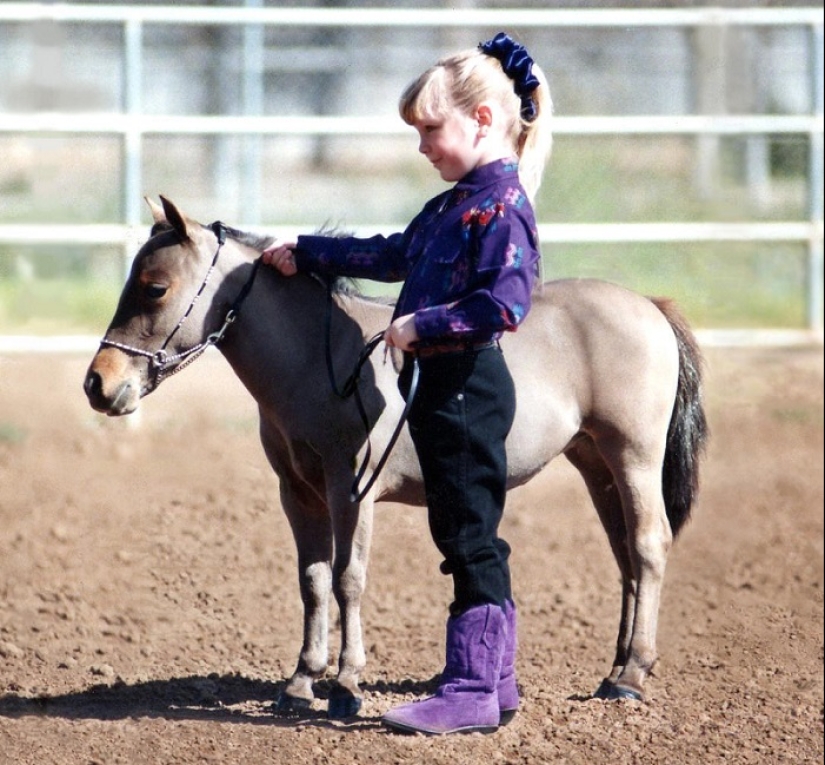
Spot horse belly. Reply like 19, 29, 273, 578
506, 384, 580, 487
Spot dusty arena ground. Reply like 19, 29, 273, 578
0, 344, 822, 764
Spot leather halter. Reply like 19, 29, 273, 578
97, 221, 261, 393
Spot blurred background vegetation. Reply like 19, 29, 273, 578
0, 0, 821, 334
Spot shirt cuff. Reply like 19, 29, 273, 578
413, 306, 451, 342
293, 235, 338, 273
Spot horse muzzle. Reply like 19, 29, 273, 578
83, 349, 144, 416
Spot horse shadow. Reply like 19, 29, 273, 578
0, 673, 440, 730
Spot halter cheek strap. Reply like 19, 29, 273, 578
98, 221, 261, 393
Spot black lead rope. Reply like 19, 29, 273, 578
324, 283, 420, 503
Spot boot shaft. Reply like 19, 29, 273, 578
498, 599, 520, 721
442, 603, 506, 693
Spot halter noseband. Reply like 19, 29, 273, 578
98, 221, 261, 393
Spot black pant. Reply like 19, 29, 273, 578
399, 345, 516, 615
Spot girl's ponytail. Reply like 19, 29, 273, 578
516, 63, 552, 202
476, 32, 552, 201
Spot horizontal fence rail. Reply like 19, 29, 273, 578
0, 222, 820, 246
1, 113, 822, 136
0, 4, 821, 26
0, 4, 822, 349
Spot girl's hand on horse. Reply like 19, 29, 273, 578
261, 241, 298, 276
384, 313, 420, 352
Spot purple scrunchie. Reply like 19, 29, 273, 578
479, 32, 540, 121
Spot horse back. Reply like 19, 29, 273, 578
501, 279, 682, 475
351, 279, 684, 502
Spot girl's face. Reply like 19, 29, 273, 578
412, 109, 484, 183
412, 105, 513, 183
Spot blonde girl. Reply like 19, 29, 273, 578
262, 32, 551, 735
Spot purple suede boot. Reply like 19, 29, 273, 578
382, 603, 506, 735
498, 599, 519, 724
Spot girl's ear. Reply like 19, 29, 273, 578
475, 103, 493, 135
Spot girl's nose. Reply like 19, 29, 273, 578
418, 137, 430, 155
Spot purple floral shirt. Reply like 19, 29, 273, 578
294, 158, 541, 345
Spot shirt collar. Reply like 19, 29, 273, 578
454, 157, 521, 194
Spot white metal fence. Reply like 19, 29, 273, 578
0, 4, 823, 350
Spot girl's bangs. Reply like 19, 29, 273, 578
400, 67, 450, 124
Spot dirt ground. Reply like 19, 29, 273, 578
0, 344, 822, 764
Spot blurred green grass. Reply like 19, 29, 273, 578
0, 278, 124, 335
0, 240, 810, 337
2, 240, 802, 335
0, 134, 815, 334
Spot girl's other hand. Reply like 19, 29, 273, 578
261, 240, 298, 276
384, 313, 420, 352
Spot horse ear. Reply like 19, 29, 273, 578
145, 196, 166, 224
159, 195, 193, 241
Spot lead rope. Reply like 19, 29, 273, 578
324, 282, 420, 503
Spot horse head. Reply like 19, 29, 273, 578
83, 196, 238, 415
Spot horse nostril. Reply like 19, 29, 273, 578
84, 370, 102, 400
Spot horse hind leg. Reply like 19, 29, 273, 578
565, 438, 640, 699
585, 431, 674, 702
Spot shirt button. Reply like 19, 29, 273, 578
456, 393, 465, 401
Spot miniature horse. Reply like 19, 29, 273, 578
84, 196, 707, 718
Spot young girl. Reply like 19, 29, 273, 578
262, 32, 552, 735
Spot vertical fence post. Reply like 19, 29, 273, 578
692, 20, 727, 201
122, 17, 145, 429
123, 17, 143, 276
808, 21, 824, 334
242, 0, 264, 225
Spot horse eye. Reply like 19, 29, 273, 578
144, 284, 168, 300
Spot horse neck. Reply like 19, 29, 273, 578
215, 249, 372, 406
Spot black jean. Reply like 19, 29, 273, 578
398, 345, 516, 615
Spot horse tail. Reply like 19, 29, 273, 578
652, 298, 709, 538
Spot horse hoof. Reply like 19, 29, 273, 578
273, 692, 313, 717
593, 679, 614, 699
328, 687, 362, 719
593, 679, 643, 702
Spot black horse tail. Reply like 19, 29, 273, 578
652, 298, 709, 538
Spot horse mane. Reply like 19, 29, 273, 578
222, 224, 388, 302
147, 220, 387, 301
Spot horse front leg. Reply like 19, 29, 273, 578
276, 487, 334, 715
327, 488, 375, 719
